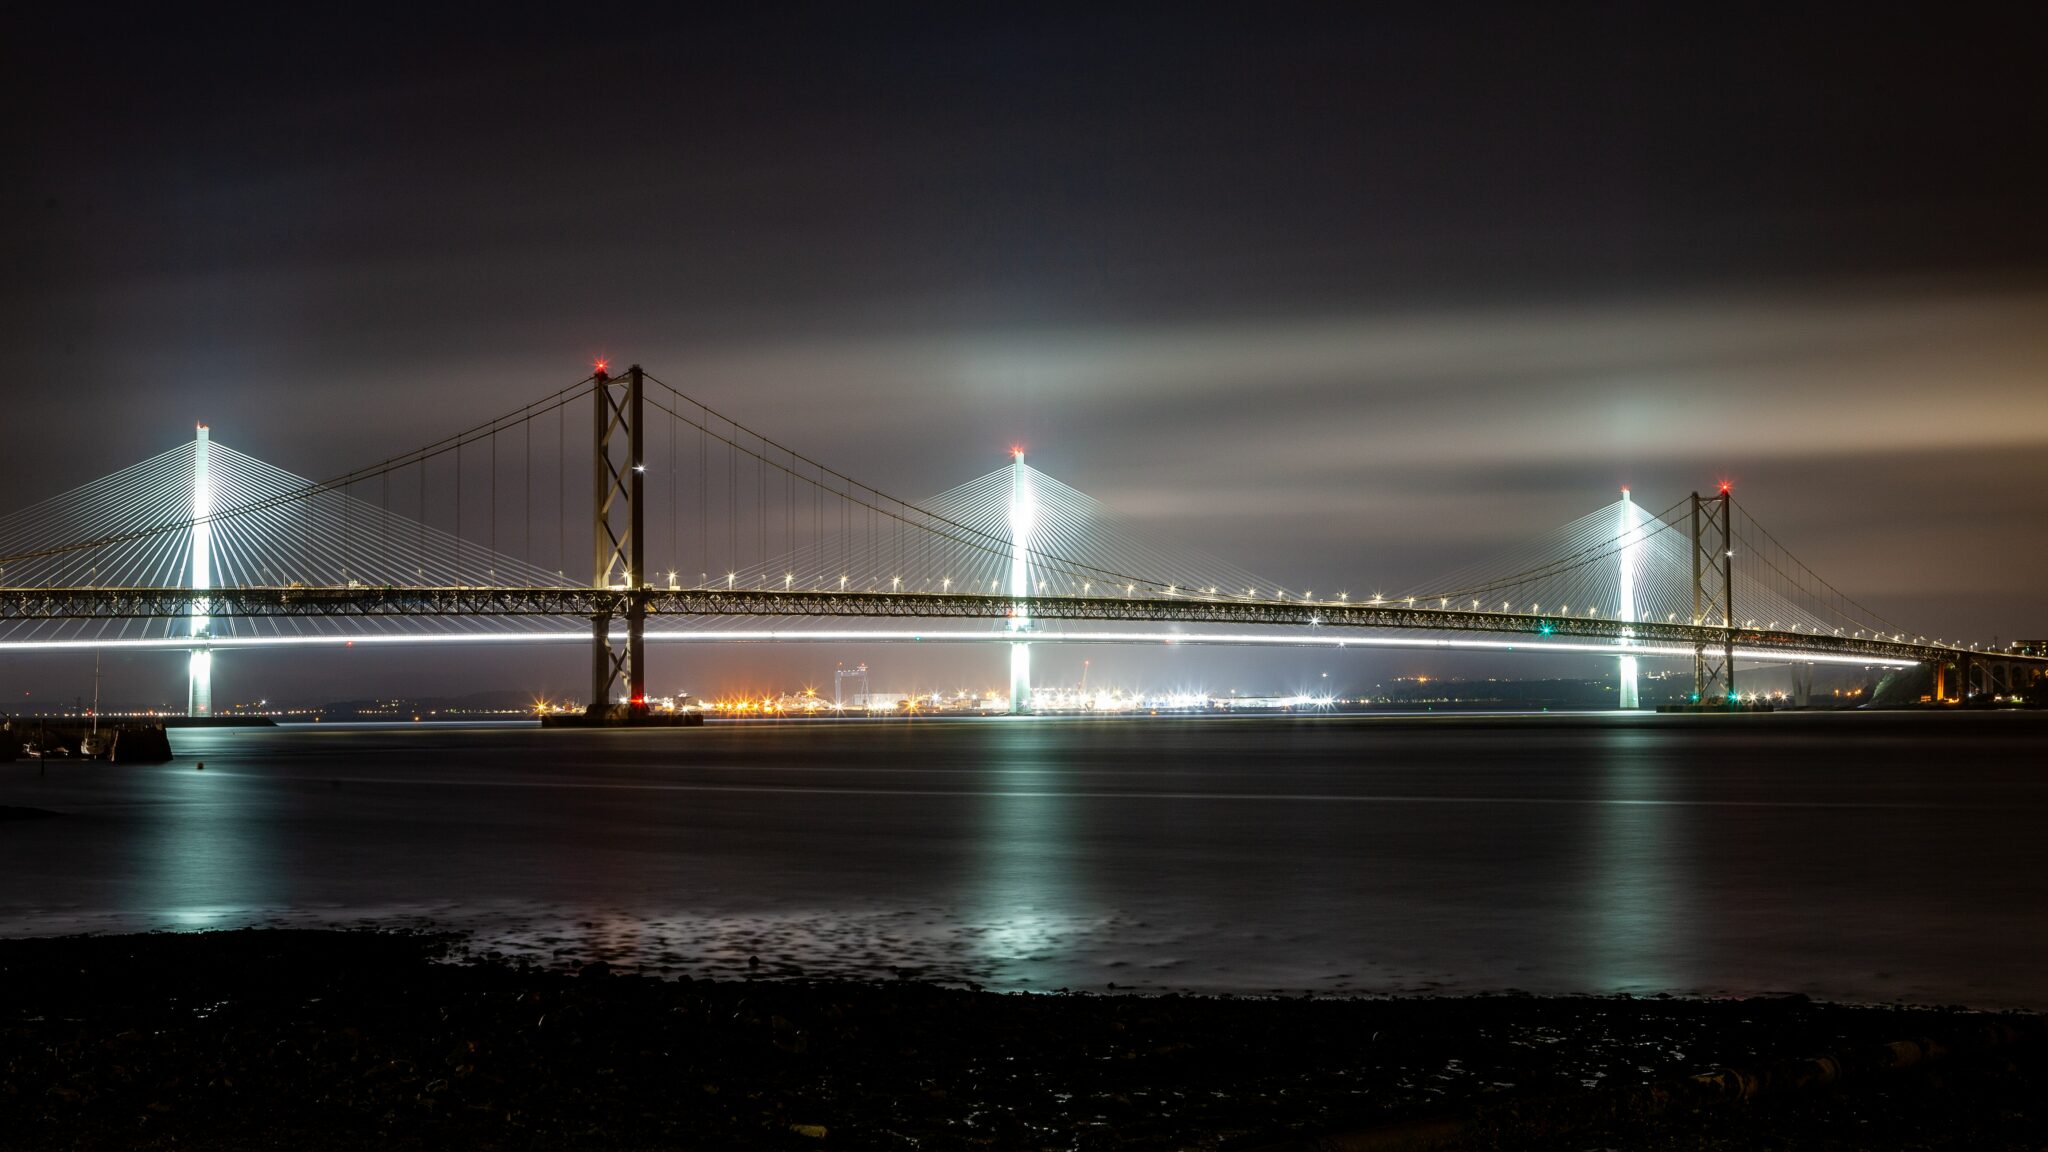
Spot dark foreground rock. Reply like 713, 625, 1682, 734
1, 931, 2043, 1150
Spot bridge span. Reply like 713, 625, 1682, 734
2, 363, 2039, 713
0, 585, 1954, 668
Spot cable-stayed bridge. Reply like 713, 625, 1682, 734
1, 364, 2039, 716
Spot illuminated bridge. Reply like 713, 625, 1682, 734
2, 365, 2039, 714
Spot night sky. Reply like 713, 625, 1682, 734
5, 4, 2045, 707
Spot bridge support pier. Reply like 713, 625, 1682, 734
1790, 661, 1813, 708
1006, 449, 1034, 714
587, 364, 648, 719
1689, 488, 1736, 704
1617, 488, 1642, 709
187, 424, 214, 717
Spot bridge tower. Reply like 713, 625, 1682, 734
187, 424, 214, 717
1616, 488, 1641, 709
589, 364, 647, 718
1689, 487, 1736, 703
1007, 448, 1034, 713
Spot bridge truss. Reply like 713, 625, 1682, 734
0, 585, 1944, 667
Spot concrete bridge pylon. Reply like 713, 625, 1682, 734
187, 424, 213, 717
1007, 448, 1033, 713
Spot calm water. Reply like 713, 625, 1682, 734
3, 712, 2045, 1007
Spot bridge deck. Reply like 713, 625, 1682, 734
0, 586, 2014, 667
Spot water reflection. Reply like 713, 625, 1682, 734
968, 723, 1085, 986
1583, 728, 1688, 993
133, 739, 283, 928
7, 715, 2045, 1006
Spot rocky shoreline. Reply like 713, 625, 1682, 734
1, 930, 2043, 1150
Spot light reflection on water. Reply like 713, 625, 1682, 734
1586, 728, 1683, 995
139, 761, 283, 928
970, 740, 1082, 985
4, 714, 2047, 1007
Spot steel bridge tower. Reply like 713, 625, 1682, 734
1690, 487, 1736, 703
187, 424, 214, 717
589, 364, 647, 717
1007, 449, 1034, 713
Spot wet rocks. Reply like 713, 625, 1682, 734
0, 930, 2041, 1150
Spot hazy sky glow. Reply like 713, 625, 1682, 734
5, 4, 2044, 705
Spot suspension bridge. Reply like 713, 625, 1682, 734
1, 364, 2039, 717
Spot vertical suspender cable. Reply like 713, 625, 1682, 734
727, 424, 736, 574
698, 420, 707, 583
670, 404, 678, 581
558, 404, 565, 575
489, 429, 496, 576
524, 415, 530, 568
